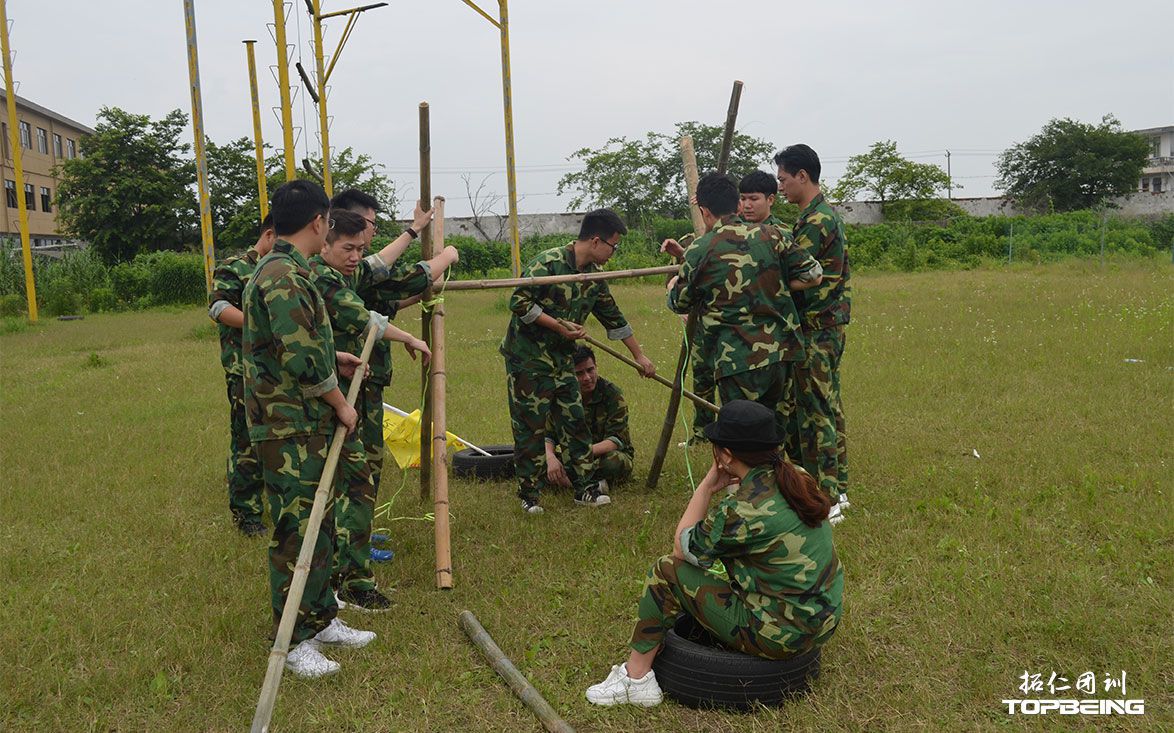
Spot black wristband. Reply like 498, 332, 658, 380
406, 226, 419, 240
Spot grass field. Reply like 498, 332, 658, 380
1, 257, 1171, 732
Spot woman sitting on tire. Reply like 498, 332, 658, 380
586, 400, 844, 707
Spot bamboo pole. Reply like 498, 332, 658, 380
430, 196, 453, 590
570, 328, 717, 414
716, 80, 744, 174
243, 40, 268, 221
682, 136, 705, 237
183, 0, 216, 294
418, 103, 433, 499
251, 324, 380, 733
443, 265, 679, 292
459, 610, 576, 733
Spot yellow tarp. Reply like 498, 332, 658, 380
382, 408, 468, 469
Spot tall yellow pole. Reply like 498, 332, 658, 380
0, 0, 35, 320
497, 0, 521, 275
244, 41, 269, 221
183, 0, 215, 293
310, 0, 332, 196
272, 0, 296, 181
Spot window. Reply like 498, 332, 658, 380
40, 186, 51, 212
36, 127, 48, 154
53, 133, 62, 158
66, 138, 76, 159
1154, 178, 1164, 194
1, 123, 7, 160
1142, 178, 1150, 192
18, 121, 30, 148
24, 183, 35, 210
6, 180, 17, 208
1151, 137, 1162, 158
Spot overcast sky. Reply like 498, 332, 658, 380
8, 0, 1174, 217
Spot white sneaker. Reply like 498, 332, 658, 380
838, 492, 851, 510
828, 502, 844, 525
284, 639, 339, 678
575, 482, 612, 507
314, 617, 376, 648
586, 663, 663, 707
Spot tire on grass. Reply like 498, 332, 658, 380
451, 444, 515, 480
652, 614, 822, 711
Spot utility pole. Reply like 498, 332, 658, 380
272, 0, 296, 181
244, 40, 269, 220
946, 149, 952, 200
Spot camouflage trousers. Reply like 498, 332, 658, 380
717, 362, 792, 445
258, 434, 339, 643
506, 362, 597, 502
361, 381, 387, 493
541, 448, 632, 490
690, 339, 717, 442
789, 326, 847, 501
333, 383, 377, 594
630, 555, 792, 660
224, 374, 264, 522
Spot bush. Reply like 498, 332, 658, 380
0, 293, 24, 316
43, 287, 82, 316
110, 261, 151, 305
137, 252, 205, 305
89, 287, 118, 312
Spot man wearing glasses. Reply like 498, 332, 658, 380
501, 209, 656, 514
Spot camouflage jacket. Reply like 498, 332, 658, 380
242, 240, 338, 442
500, 243, 632, 374
547, 377, 633, 458
681, 463, 844, 652
668, 216, 821, 378
358, 260, 433, 388
791, 193, 851, 330
208, 248, 260, 376
307, 255, 391, 389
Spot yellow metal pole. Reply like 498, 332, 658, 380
183, 0, 215, 293
497, 0, 521, 276
244, 40, 269, 221
272, 0, 296, 181
310, 0, 332, 196
0, 0, 35, 320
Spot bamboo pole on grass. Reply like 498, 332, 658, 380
251, 324, 380, 733
430, 196, 453, 590
418, 102, 434, 500
443, 265, 679, 291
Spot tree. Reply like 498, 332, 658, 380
829, 140, 952, 206
206, 136, 266, 251
301, 147, 399, 227
55, 107, 195, 263
996, 115, 1149, 212
557, 122, 776, 224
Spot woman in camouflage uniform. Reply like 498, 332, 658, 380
587, 400, 844, 707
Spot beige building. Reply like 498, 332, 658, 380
0, 91, 93, 247
1133, 125, 1173, 195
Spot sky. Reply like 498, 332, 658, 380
8, 0, 1173, 217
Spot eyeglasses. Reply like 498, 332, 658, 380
361, 214, 377, 231
596, 235, 619, 251
328, 217, 336, 230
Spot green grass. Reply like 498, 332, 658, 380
1, 257, 1171, 732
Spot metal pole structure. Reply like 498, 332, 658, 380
244, 40, 269, 221
0, 0, 36, 321
418, 102, 433, 499
272, 0, 296, 181
497, 0, 521, 276
309, 0, 332, 196
183, 0, 216, 294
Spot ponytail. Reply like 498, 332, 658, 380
728, 449, 832, 527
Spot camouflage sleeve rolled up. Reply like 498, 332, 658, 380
665, 234, 710, 315
762, 224, 822, 284
792, 194, 851, 328
362, 260, 434, 318
209, 258, 244, 322
209, 251, 259, 375
509, 253, 556, 324
589, 282, 631, 340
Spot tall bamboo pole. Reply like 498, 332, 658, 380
250, 324, 380, 733
497, 0, 522, 275
183, 0, 216, 294
310, 0, 332, 195
0, 0, 36, 321
646, 81, 743, 489
244, 40, 269, 221
430, 196, 453, 590
271, 0, 296, 181
418, 103, 433, 498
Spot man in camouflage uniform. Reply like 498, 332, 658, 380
309, 207, 439, 611
666, 173, 822, 440
586, 400, 843, 707
502, 209, 656, 514
543, 345, 634, 491
208, 215, 275, 536
776, 144, 851, 509
243, 180, 376, 678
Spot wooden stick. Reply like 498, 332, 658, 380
419, 102, 433, 500
443, 264, 679, 291
574, 328, 717, 413
251, 324, 380, 733
716, 80, 744, 174
430, 196, 453, 590
681, 135, 705, 236
459, 610, 576, 733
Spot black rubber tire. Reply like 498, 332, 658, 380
652, 614, 822, 711
451, 444, 515, 480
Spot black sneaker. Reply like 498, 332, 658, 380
337, 588, 393, 612
235, 517, 266, 538
575, 483, 612, 507
521, 498, 544, 514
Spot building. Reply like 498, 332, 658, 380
1133, 125, 1173, 194
0, 91, 93, 248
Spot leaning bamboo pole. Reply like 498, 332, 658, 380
459, 610, 576, 733
419, 102, 433, 500
251, 323, 380, 733
443, 265, 679, 292
430, 196, 453, 590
